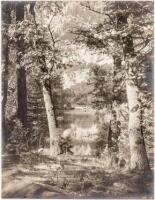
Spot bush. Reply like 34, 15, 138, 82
6, 119, 30, 154
94, 122, 109, 157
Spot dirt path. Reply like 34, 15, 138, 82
2, 154, 154, 199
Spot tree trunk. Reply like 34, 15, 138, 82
2, 35, 9, 146
107, 120, 112, 149
16, 2, 27, 127
2, 2, 11, 146
17, 67, 27, 126
115, 8, 150, 171
122, 30, 150, 171
42, 85, 60, 157
126, 79, 150, 170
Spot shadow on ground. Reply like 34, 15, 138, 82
2, 154, 154, 199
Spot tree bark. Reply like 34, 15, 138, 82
17, 67, 27, 126
107, 120, 112, 149
126, 79, 150, 170
16, 2, 27, 127
42, 84, 60, 157
115, 7, 150, 171
123, 33, 150, 171
2, 2, 12, 145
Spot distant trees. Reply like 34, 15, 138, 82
88, 65, 124, 162
89, 65, 113, 110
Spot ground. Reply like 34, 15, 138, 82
2, 153, 154, 199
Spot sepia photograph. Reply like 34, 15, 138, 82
1, 1, 154, 199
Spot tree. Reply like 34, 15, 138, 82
73, 1, 153, 171
15, 1, 67, 156
112, 1, 152, 171
34, 2, 64, 156
15, 2, 27, 127
2, 2, 12, 146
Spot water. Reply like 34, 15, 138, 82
58, 109, 98, 156
60, 109, 97, 130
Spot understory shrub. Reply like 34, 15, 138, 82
6, 119, 30, 154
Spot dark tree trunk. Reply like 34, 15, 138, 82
2, 2, 12, 146
108, 120, 112, 149
17, 67, 27, 126
16, 2, 25, 21
16, 2, 27, 127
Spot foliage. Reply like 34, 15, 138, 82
88, 65, 113, 109
94, 121, 109, 157
69, 81, 93, 106
6, 119, 30, 154
2, 1, 154, 173
72, 1, 153, 94
71, 2, 153, 168
62, 88, 75, 109
4, 2, 73, 150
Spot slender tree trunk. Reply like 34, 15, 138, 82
107, 120, 112, 149
2, 2, 11, 146
126, 79, 150, 170
17, 67, 27, 126
2, 36, 9, 146
42, 84, 60, 157
106, 58, 120, 166
16, 2, 27, 127
53, 106, 59, 128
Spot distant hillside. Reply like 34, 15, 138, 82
69, 81, 94, 106
63, 68, 89, 89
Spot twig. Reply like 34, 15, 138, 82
47, 15, 56, 48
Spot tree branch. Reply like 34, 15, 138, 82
80, 3, 116, 28
47, 15, 56, 48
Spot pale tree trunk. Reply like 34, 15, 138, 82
43, 85, 60, 157
115, 9, 150, 171
2, 2, 12, 146
126, 79, 150, 171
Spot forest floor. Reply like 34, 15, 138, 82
2, 153, 154, 199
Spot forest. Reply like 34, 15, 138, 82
2, 1, 154, 199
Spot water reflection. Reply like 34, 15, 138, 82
60, 109, 96, 130
58, 109, 98, 156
